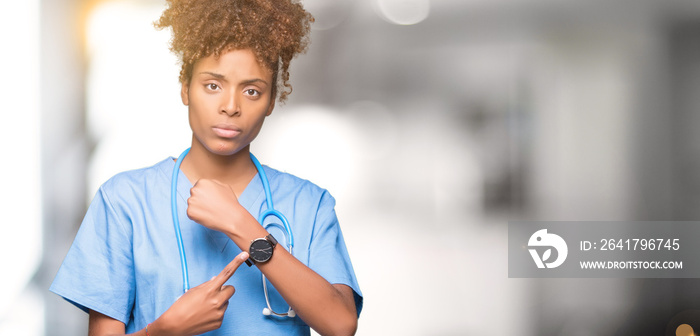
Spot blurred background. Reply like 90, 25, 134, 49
1, 0, 700, 334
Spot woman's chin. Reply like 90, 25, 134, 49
208, 143, 248, 157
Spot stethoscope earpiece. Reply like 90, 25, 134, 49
262, 306, 296, 318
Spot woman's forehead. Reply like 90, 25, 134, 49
193, 48, 274, 80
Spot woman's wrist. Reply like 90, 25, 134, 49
226, 205, 267, 243
227, 202, 248, 231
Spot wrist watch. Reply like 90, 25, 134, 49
246, 234, 278, 266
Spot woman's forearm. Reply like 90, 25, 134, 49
225, 212, 358, 336
89, 251, 248, 336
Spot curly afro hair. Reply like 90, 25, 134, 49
154, 0, 314, 102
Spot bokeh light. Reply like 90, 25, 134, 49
375, 0, 430, 25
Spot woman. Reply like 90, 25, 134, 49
50, 0, 362, 335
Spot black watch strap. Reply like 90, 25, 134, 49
266, 234, 278, 246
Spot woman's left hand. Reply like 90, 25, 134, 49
187, 179, 244, 233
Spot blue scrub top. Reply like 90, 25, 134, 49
50, 157, 362, 335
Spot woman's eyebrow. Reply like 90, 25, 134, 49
241, 78, 269, 86
199, 71, 225, 79
197, 72, 267, 86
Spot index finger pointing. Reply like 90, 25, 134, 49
212, 251, 249, 288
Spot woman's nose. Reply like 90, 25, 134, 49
221, 91, 239, 116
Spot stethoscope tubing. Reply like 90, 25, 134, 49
171, 147, 191, 292
249, 153, 294, 249
171, 148, 295, 319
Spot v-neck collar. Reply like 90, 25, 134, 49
164, 156, 264, 211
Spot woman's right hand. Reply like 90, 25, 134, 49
150, 251, 249, 336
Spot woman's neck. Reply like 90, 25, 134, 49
179, 140, 258, 197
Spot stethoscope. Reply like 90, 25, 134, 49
171, 147, 296, 318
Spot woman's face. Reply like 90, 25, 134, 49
181, 48, 275, 156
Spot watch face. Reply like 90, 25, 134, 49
250, 238, 274, 262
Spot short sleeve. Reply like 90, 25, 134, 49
49, 186, 135, 324
307, 192, 363, 316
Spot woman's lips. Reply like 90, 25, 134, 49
212, 125, 241, 138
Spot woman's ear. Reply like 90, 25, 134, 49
266, 98, 275, 116
180, 81, 189, 106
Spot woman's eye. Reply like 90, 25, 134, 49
245, 89, 260, 96
205, 83, 219, 90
